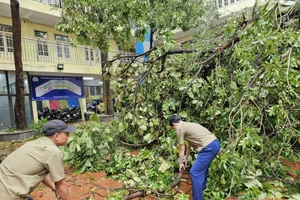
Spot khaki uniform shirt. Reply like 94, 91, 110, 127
176, 122, 217, 153
0, 137, 65, 199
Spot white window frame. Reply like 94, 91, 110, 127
89, 86, 102, 96
85, 48, 100, 65
55, 34, 70, 59
35, 30, 49, 61
217, 0, 240, 8
0, 33, 13, 53
0, 24, 13, 53
37, 40, 49, 56
56, 43, 71, 58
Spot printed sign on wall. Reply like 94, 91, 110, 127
29, 75, 84, 101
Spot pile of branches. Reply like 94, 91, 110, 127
104, 1, 300, 199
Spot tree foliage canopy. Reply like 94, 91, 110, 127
56, 0, 216, 50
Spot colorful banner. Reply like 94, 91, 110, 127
29, 75, 84, 101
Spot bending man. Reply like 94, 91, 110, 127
170, 115, 220, 200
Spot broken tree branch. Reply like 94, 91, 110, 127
122, 170, 185, 200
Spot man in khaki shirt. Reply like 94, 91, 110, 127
0, 120, 75, 200
170, 115, 220, 200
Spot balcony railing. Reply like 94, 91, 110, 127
0, 33, 102, 66
118, 51, 136, 63
33, 0, 62, 8
216, 0, 243, 8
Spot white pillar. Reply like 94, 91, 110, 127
31, 101, 38, 122
78, 98, 87, 120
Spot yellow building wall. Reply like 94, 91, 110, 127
22, 20, 68, 40
0, 16, 11, 26
20, 0, 61, 18
0, 16, 110, 75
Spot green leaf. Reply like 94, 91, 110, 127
230, 81, 238, 90
244, 179, 262, 188
119, 123, 125, 132
274, 192, 283, 199
125, 112, 133, 120
143, 134, 152, 143
139, 125, 147, 131
180, 111, 187, 118
158, 162, 170, 173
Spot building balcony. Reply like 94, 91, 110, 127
0, 33, 135, 75
33, 0, 62, 8
217, 0, 256, 16
0, 33, 102, 67
216, 0, 244, 8
0, 0, 61, 26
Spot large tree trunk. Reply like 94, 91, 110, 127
10, 0, 27, 130
101, 52, 114, 115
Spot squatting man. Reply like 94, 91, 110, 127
0, 120, 76, 200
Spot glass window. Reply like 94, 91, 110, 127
55, 34, 70, 59
0, 34, 4, 51
57, 43, 63, 57
218, 0, 223, 8
0, 24, 13, 32
85, 48, 96, 61
7, 73, 29, 94
37, 40, 49, 56
85, 48, 89, 60
64, 45, 70, 58
0, 96, 11, 129
0, 33, 13, 52
35, 30, 48, 57
0, 72, 7, 94
87, 86, 102, 96
95, 50, 100, 62
90, 49, 94, 61
84, 86, 89, 96
54, 34, 68, 42
95, 86, 102, 96
9, 84, 15, 94
90, 86, 96, 95
6, 35, 13, 52
34, 30, 47, 38
56, 43, 70, 58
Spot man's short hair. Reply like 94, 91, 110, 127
169, 115, 181, 126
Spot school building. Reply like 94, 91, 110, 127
0, 0, 255, 128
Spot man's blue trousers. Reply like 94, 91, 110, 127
190, 139, 220, 200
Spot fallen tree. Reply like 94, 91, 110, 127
62, 1, 300, 199
106, 1, 300, 199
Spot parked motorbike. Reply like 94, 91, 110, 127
38, 106, 81, 123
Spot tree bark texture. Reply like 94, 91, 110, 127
101, 52, 114, 115
10, 0, 27, 129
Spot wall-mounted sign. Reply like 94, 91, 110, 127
29, 75, 84, 101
